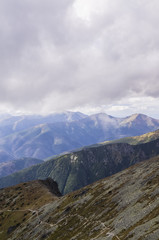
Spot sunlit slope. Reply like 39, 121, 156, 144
102, 129, 159, 145
0, 156, 159, 240
0, 178, 61, 240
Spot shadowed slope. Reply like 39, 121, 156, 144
1, 138, 159, 194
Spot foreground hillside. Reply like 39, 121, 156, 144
0, 156, 159, 240
0, 113, 159, 161
1, 138, 159, 194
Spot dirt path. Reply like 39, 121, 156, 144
0, 208, 121, 239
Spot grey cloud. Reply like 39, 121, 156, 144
0, 0, 159, 112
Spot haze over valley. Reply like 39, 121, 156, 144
0, 111, 159, 162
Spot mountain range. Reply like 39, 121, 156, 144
0, 112, 159, 161
0, 155, 158, 240
0, 111, 86, 138
1, 128, 159, 180
0, 112, 159, 239
1, 130, 159, 194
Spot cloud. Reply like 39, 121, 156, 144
0, 0, 159, 114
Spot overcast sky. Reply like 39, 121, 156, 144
0, 0, 159, 117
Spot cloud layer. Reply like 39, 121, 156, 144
0, 0, 159, 114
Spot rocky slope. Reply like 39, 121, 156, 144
1, 138, 159, 194
0, 155, 159, 240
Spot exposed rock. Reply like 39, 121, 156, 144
39, 178, 62, 197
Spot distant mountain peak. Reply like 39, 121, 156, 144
120, 113, 158, 127
125, 113, 145, 121
88, 112, 114, 121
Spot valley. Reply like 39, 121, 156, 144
0, 157, 43, 178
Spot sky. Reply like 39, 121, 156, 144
0, 0, 159, 118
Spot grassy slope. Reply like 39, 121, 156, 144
0, 179, 60, 240
0, 155, 159, 240
101, 129, 159, 145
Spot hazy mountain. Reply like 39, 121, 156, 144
0, 149, 15, 163
100, 128, 159, 146
119, 113, 159, 137
0, 113, 159, 161
0, 111, 87, 138
0, 155, 158, 240
1, 137, 159, 194
79, 113, 159, 140
0, 157, 43, 178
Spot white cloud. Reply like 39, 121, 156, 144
0, 0, 159, 117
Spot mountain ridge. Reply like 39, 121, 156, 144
1, 137, 159, 194
0, 112, 159, 161
101, 128, 159, 145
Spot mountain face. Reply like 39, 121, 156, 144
0, 155, 159, 240
0, 149, 15, 163
1, 138, 159, 194
0, 111, 87, 162
119, 113, 159, 132
0, 157, 43, 178
0, 111, 87, 139
0, 112, 159, 161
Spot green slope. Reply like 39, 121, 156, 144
0, 155, 159, 240
1, 138, 159, 194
